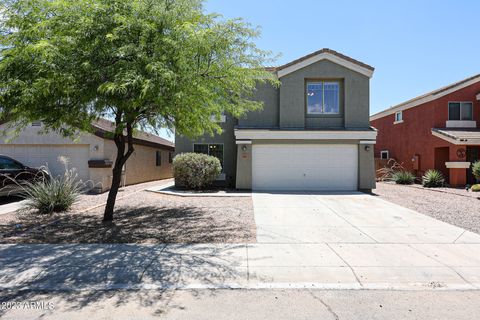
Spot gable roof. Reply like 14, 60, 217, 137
266, 48, 374, 79
92, 119, 174, 150
371, 73, 480, 121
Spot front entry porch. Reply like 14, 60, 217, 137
432, 128, 480, 186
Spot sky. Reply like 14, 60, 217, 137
161, 0, 480, 141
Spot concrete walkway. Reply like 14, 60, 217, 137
1, 192, 480, 291
0, 199, 26, 215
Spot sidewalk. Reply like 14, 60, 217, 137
1, 242, 480, 291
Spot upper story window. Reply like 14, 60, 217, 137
395, 111, 402, 122
306, 81, 340, 115
448, 102, 473, 120
394, 111, 403, 123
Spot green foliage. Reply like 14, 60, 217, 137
0, 0, 277, 219
0, 0, 277, 138
471, 184, 480, 192
472, 161, 480, 182
392, 171, 415, 185
173, 153, 222, 189
422, 169, 444, 188
18, 167, 85, 214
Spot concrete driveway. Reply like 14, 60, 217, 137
251, 191, 480, 289
2, 192, 480, 292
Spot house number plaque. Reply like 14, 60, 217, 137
456, 148, 466, 159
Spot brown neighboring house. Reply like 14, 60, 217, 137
0, 119, 174, 193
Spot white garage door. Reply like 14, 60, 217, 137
0, 144, 90, 181
252, 144, 358, 191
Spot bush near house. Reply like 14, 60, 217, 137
472, 161, 480, 182
392, 171, 415, 185
422, 169, 445, 188
472, 184, 480, 192
173, 153, 222, 190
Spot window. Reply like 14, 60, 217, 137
169, 152, 173, 163
156, 151, 162, 166
193, 143, 224, 170
449, 102, 473, 120
0, 157, 24, 170
306, 81, 340, 115
380, 150, 389, 160
395, 111, 403, 123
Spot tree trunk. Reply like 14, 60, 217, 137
103, 117, 135, 222
103, 163, 124, 222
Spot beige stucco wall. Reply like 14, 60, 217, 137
103, 140, 173, 187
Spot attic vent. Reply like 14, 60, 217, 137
31, 121, 42, 127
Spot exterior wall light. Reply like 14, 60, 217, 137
241, 145, 248, 151
364, 145, 370, 151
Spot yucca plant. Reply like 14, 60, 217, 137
15, 157, 89, 214
422, 169, 444, 188
472, 161, 480, 183
392, 170, 415, 185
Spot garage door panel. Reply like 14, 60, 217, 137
0, 145, 90, 182
252, 144, 358, 191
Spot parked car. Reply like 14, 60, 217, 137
0, 155, 50, 197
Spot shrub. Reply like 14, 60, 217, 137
472, 184, 480, 192
472, 161, 480, 182
422, 169, 444, 188
18, 166, 86, 214
392, 170, 415, 185
173, 153, 222, 189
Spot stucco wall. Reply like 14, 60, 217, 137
279, 59, 370, 129
371, 81, 480, 178
358, 144, 376, 190
238, 82, 280, 128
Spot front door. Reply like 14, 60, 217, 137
467, 146, 480, 184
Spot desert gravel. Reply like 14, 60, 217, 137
0, 179, 256, 243
374, 182, 480, 234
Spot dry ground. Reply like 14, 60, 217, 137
374, 182, 480, 234
0, 180, 255, 244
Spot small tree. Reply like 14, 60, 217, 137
0, 0, 276, 221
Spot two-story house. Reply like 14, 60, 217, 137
175, 48, 377, 191
371, 74, 480, 186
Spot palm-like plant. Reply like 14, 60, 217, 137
422, 169, 444, 188
392, 171, 415, 185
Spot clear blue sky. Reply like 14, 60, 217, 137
161, 0, 480, 141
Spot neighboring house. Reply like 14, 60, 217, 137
0, 119, 174, 192
370, 74, 480, 186
176, 48, 377, 191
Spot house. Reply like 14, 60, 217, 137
175, 48, 377, 191
370, 74, 480, 186
0, 119, 174, 192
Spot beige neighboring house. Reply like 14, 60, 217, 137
0, 119, 174, 193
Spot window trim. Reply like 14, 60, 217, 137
305, 79, 343, 118
448, 101, 473, 121
380, 150, 389, 160
394, 111, 403, 124
192, 143, 225, 172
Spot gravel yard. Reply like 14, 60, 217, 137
373, 182, 480, 234
0, 179, 256, 244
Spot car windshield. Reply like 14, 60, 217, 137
0, 157, 24, 170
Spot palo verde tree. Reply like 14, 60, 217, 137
0, 0, 276, 221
